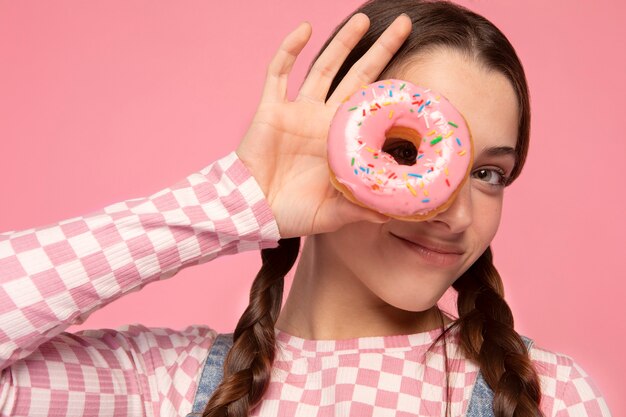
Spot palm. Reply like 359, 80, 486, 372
235, 14, 412, 238
238, 100, 338, 236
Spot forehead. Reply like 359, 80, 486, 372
388, 48, 519, 153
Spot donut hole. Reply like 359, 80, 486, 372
382, 126, 422, 166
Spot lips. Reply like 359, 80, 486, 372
389, 232, 465, 267
390, 232, 464, 254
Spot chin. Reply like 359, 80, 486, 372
381, 289, 447, 314
374, 268, 457, 312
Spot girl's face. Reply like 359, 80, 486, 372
312, 48, 519, 314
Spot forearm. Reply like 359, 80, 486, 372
0, 152, 280, 370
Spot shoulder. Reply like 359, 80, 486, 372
75, 323, 218, 367
526, 342, 612, 417
78, 324, 219, 414
4, 325, 219, 416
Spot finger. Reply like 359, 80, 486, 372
262, 22, 313, 103
297, 13, 370, 103
327, 14, 412, 106
314, 196, 390, 235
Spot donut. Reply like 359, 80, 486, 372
327, 79, 473, 221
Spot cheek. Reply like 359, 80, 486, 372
332, 222, 383, 267
473, 192, 504, 248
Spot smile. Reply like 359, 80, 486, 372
389, 232, 464, 267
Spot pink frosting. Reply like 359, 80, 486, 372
327, 79, 472, 217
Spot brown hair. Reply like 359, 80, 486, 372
203, 1, 541, 416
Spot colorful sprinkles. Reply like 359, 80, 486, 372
430, 136, 443, 146
338, 80, 470, 212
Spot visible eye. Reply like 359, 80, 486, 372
472, 167, 509, 187
382, 139, 417, 166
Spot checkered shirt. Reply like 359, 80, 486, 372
0, 153, 611, 416
261, 328, 612, 417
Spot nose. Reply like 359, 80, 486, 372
428, 179, 473, 233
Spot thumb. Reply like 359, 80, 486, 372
316, 196, 390, 233
339, 200, 391, 225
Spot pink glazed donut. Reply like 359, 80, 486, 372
327, 79, 473, 220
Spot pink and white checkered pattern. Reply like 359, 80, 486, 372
0, 153, 280, 416
0, 153, 611, 416
251, 328, 611, 417
2, 324, 216, 416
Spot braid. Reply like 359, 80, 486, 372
202, 238, 301, 417
452, 247, 543, 417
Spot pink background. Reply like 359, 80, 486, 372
1, 0, 623, 414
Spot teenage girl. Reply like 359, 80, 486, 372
0, 1, 611, 416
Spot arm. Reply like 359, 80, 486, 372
0, 324, 217, 417
0, 14, 412, 416
0, 152, 280, 371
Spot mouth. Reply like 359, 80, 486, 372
389, 232, 464, 266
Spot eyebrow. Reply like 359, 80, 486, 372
482, 146, 516, 159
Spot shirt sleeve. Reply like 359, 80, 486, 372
530, 345, 612, 417
0, 151, 280, 371
553, 358, 612, 417
0, 324, 217, 417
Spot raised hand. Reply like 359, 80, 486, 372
236, 13, 412, 238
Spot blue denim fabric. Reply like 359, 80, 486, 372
465, 370, 497, 417
187, 334, 533, 416
465, 336, 534, 417
186, 333, 234, 417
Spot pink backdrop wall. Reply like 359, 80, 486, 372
1, 0, 623, 414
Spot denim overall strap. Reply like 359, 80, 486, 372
186, 333, 234, 417
465, 336, 534, 417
